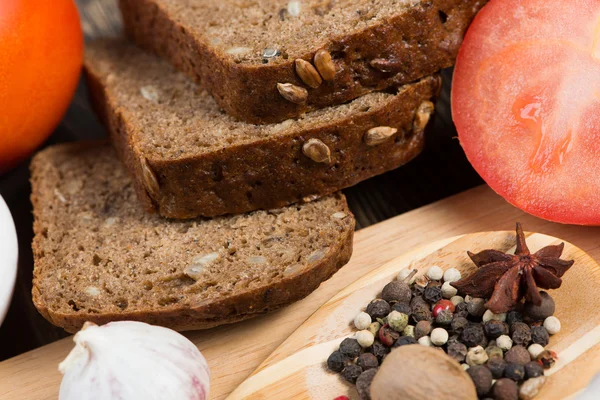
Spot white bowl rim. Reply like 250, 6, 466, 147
0, 195, 18, 327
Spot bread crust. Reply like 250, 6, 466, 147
85, 60, 440, 219
30, 144, 355, 333
119, 0, 485, 124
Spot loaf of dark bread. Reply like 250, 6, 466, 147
31, 142, 354, 333
119, 0, 486, 123
84, 39, 440, 219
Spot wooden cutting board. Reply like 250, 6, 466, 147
229, 231, 600, 399
1, 185, 600, 399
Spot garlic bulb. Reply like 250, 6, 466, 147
59, 321, 210, 400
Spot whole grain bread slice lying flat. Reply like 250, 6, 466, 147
85, 39, 440, 220
31, 142, 354, 333
119, 0, 486, 124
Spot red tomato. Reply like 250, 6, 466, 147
0, 0, 83, 173
452, 0, 600, 225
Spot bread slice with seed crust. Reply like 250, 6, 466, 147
84, 38, 440, 219
119, 0, 486, 124
31, 142, 354, 333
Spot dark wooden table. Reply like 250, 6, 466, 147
0, 0, 483, 362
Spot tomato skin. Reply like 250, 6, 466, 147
0, 0, 83, 173
452, 0, 600, 225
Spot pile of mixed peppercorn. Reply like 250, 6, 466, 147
327, 224, 572, 400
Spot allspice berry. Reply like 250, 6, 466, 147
486, 357, 506, 379
504, 345, 531, 365
381, 281, 411, 304
415, 320, 432, 339
523, 291, 555, 321
371, 345, 477, 400
492, 378, 518, 400
467, 365, 493, 396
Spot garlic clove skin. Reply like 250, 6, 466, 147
59, 321, 210, 400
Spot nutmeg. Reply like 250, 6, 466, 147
371, 345, 477, 400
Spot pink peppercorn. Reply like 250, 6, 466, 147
432, 299, 455, 317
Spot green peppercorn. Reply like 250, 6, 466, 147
367, 321, 381, 337
467, 365, 493, 396
341, 364, 363, 383
486, 345, 504, 360
387, 311, 409, 332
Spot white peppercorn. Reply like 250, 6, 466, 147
354, 312, 371, 330
451, 295, 464, 306
461, 363, 470, 370
527, 343, 545, 359
356, 330, 375, 348
431, 328, 449, 346
466, 345, 488, 366
426, 265, 444, 280
464, 295, 473, 303
544, 316, 561, 335
497, 334, 513, 351
482, 309, 507, 323
418, 336, 432, 346
443, 268, 461, 283
441, 281, 458, 299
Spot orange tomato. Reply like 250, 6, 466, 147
0, 0, 83, 173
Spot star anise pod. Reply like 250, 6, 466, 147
451, 223, 574, 313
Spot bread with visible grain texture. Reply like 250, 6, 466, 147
31, 142, 354, 333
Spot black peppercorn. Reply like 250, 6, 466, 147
451, 316, 469, 335
506, 310, 524, 325
356, 368, 377, 400
410, 297, 432, 323
524, 291, 555, 321
454, 301, 469, 318
524, 361, 544, 378
339, 338, 362, 358
504, 362, 525, 381
484, 320, 509, 339
357, 352, 379, 370
392, 335, 417, 348
510, 322, 532, 347
447, 342, 468, 363
327, 351, 349, 372
461, 323, 485, 348
531, 325, 550, 346
467, 365, 493, 397
436, 309, 453, 325
368, 342, 389, 362
381, 281, 411, 304
366, 299, 391, 319
392, 302, 412, 315
423, 285, 442, 303
486, 357, 506, 379
341, 364, 363, 383
492, 378, 518, 400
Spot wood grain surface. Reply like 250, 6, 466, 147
1, 185, 600, 399
0, 0, 483, 362
230, 231, 600, 399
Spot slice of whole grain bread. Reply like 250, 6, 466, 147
119, 0, 486, 123
85, 38, 440, 220
31, 142, 354, 333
